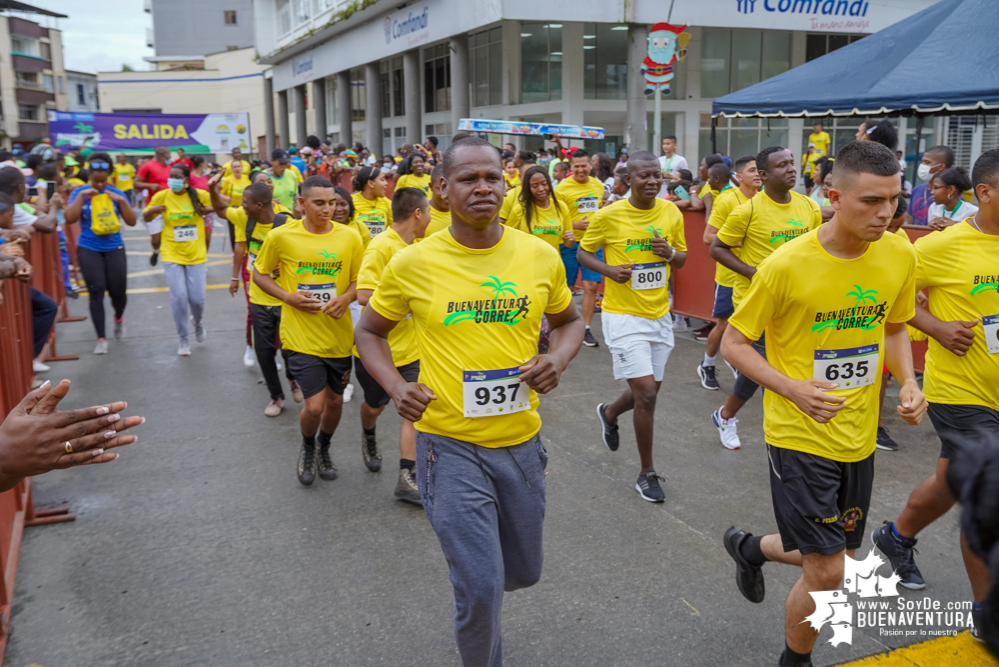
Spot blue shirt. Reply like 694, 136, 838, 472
290, 156, 307, 173
908, 183, 933, 226
70, 184, 127, 252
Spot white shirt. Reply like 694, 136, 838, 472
928, 200, 978, 223
659, 153, 688, 174
13, 203, 36, 227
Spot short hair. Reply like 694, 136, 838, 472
708, 162, 731, 179
552, 161, 568, 174
87, 152, 113, 172
38, 163, 58, 181
570, 149, 589, 160
391, 187, 429, 222
25, 154, 42, 170
663, 135, 677, 142
442, 137, 496, 177
306, 135, 321, 150
863, 119, 898, 152
756, 146, 787, 172
301, 175, 334, 196
676, 168, 693, 181
0, 192, 13, 214
250, 170, 270, 184
925, 145, 955, 168
517, 151, 535, 165
832, 141, 900, 181
155, 145, 169, 154
972, 149, 999, 190
431, 163, 444, 182
734, 155, 756, 172
933, 166, 972, 193
425, 135, 438, 148
627, 150, 659, 167
893, 193, 909, 219
451, 131, 472, 143
0, 166, 25, 195
242, 182, 272, 206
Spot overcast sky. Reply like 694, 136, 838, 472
13, 0, 154, 73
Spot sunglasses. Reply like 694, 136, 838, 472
90, 161, 111, 170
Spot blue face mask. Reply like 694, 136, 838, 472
168, 177, 186, 192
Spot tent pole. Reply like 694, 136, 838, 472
912, 115, 924, 184
711, 116, 717, 155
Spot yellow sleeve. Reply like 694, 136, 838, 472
505, 204, 527, 233
716, 201, 751, 247
913, 234, 941, 292
559, 201, 573, 234
667, 205, 687, 252
348, 231, 363, 284
810, 199, 823, 227
143, 189, 166, 214
579, 208, 606, 253
254, 227, 281, 275
352, 218, 372, 247
357, 241, 387, 291
706, 195, 731, 230
227, 207, 247, 242
196, 189, 212, 207
728, 271, 778, 342
368, 258, 410, 322
499, 188, 518, 220
221, 178, 233, 197
384, 199, 393, 227
545, 252, 572, 314
887, 245, 917, 324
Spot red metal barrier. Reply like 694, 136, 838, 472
27, 231, 78, 362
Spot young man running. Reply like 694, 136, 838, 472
871, 150, 999, 634
355, 138, 583, 666
253, 176, 364, 486
556, 149, 606, 347
721, 141, 926, 667
354, 187, 430, 504
709, 147, 823, 450
422, 164, 451, 237
580, 151, 687, 502
698, 156, 761, 391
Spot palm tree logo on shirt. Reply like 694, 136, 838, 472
811, 286, 882, 333
847, 285, 879, 308
481, 276, 517, 299
443, 277, 529, 327
626, 226, 663, 253
295, 250, 341, 277
971, 281, 999, 295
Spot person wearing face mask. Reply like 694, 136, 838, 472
64, 152, 137, 355
143, 164, 214, 356
909, 146, 956, 226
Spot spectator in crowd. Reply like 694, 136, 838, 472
909, 145, 955, 226
288, 146, 307, 173
927, 167, 978, 230
857, 118, 898, 151
172, 148, 194, 171
807, 121, 831, 157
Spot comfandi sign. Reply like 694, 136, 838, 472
48, 111, 251, 153
383, 6, 430, 48
666, 0, 938, 33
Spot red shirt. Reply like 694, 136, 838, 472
189, 173, 208, 191
172, 158, 194, 170
136, 160, 171, 192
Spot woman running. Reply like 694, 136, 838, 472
350, 166, 392, 241
395, 153, 431, 194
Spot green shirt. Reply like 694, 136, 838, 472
268, 168, 299, 211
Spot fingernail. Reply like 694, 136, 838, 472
97, 406, 109, 415
140, 417, 146, 424
109, 453, 119, 461
104, 431, 116, 439
108, 413, 120, 422
92, 448, 104, 456
39, 380, 50, 389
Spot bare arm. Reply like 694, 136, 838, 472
882, 321, 926, 424
517, 301, 584, 394
252, 270, 322, 313
356, 288, 373, 307
909, 302, 976, 356
208, 176, 229, 217
710, 236, 755, 279
230, 241, 245, 297
577, 246, 633, 284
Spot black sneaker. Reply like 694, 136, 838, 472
149, 251, 159, 266
66, 287, 79, 300
596, 403, 619, 452
777, 650, 812, 667
635, 471, 665, 503
583, 329, 599, 347
723, 526, 766, 603
871, 522, 925, 590
876, 426, 899, 452
317, 444, 338, 481
971, 607, 984, 642
362, 432, 382, 472
698, 364, 720, 390
297, 442, 316, 486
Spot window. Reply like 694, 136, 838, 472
800, 117, 863, 159
15, 71, 38, 89
805, 33, 864, 62
57, 76, 63, 93
349, 67, 365, 121
392, 57, 404, 117
277, 0, 291, 35
380, 61, 391, 119
423, 44, 451, 113
584, 23, 629, 100
701, 115, 788, 162
18, 104, 39, 121
76, 83, 86, 106
314, 0, 337, 13
10, 36, 37, 57
293, 0, 311, 27
324, 74, 338, 126
470, 27, 502, 108
424, 122, 452, 149
43, 74, 53, 93
224, 10, 237, 25
521, 23, 561, 103
379, 58, 404, 118
39, 41, 50, 60
701, 29, 791, 98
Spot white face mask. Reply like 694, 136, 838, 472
917, 163, 934, 182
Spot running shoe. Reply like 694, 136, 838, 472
583, 329, 599, 347
635, 472, 666, 503
362, 432, 382, 472
711, 407, 741, 450
289, 379, 304, 403
66, 287, 79, 300
693, 323, 715, 341
972, 607, 984, 642
724, 358, 739, 378
113, 316, 125, 340
177, 340, 191, 357
871, 522, 925, 590
264, 398, 284, 417
149, 251, 159, 266
698, 364, 720, 390
875, 426, 899, 452
297, 442, 317, 486
93, 338, 109, 355
394, 468, 422, 505
275, 354, 283, 371
672, 314, 688, 331
596, 403, 619, 452
317, 444, 338, 481
724, 526, 766, 603
243, 346, 255, 367
194, 319, 206, 343
32, 359, 50, 373
343, 383, 354, 403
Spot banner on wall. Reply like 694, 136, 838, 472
47, 111, 252, 153
457, 119, 605, 139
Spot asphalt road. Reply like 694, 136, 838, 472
4, 230, 983, 667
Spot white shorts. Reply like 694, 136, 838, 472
146, 215, 164, 235
602, 312, 675, 381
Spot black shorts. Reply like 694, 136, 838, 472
285, 351, 352, 399
354, 356, 420, 407
804, 174, 814, 189
927, 402, 999, 460
768, 444, 874, 556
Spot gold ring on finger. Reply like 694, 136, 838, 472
65, 440, 74, 453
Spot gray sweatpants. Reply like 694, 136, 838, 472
416, 432, 548, 667
162, 261, 206, 341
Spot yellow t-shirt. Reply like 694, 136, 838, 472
145, 188, 212, 265
914, 221, 999, 411
113, 163, 135, 190
556, 176, 605, 227
699, 183, 722, 200
499, 185, 521, 220
221, 174, 252, 207
505, 199, 572, 251
808, 131, 832, 157
729, 229, 917, 462
253, 220, 364, 359
222, 159, 252, 179
368, 227, 572, 448
802, 153, 820, 177
356, 228, 418, 366
716, 190, 823, 307
505, 173, 521, 189
343, 216, 372, 248
423, 205, 451, 237
288, 163, 304, 183
706, 188, 751, 289
351, 192, 393, 237
395, 173, 431, 194
580, 198, 686, 320
228, 202, 292, 307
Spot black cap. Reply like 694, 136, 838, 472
271, 148, 290, 164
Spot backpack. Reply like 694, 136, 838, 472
245, 212, 289, 244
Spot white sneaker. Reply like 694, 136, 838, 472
243, 346, 255, 367
275, 354, 283, 371
194, 320, 206, 343
724, 358, 739, 378
93, 339, 109, 355
178, 340, 191, 357
32, 359, 50, 372
264, 397, 284, 417
711, 407, 741, 450
343, 383, 354, 403
672, 314, 688, 331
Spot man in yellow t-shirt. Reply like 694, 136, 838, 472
113, 155, 135, 203
872, 150, 999, 606
221, 148, 252, 179
221, 159, 252, 207
355, 188, 431, 504
808, 122, 832, 157
422, 164, 451, 237
578, 151, 687, 502
709, 147, 824, 450
254, 176, 364, 487
556, 149, 606, 348
720, 142, 926, 667
355, 138, 583, 665
699, 155, 761, 392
